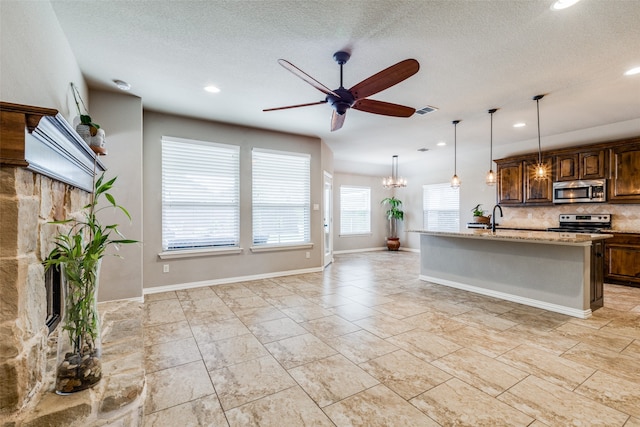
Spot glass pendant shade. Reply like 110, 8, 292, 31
533, 95, 548, 180
451, 120, 461, 188
486, 109, 498, 186
382, 155, 407, 188
451, 174, 461, 188
485, 169, 497, 185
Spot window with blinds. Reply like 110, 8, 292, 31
423, 183, 460, 231
340, 186, 371, 235
161, 136, 240, 250
252, 149, 310, 245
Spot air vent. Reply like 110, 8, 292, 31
415, 105, 439, 115
417, 148, 429, 152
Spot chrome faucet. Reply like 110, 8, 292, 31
491, 204, 503, 232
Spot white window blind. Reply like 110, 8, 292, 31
162, 137, 240, 250
423, 183, 460, 231
252, 149, 310, 245
340, 186, 371, 235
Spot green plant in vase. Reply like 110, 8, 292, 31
44, 173, 136, 394
381, 196, 404, 250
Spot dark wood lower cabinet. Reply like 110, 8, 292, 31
604, 233, 640, 288
590, 240, 604, 310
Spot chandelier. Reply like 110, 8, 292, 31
382, 155, 407, 188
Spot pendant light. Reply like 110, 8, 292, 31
382, 155, 407, 188
451, 120, 461, 188
533, 94, 548, 180
486, 108, 498, 186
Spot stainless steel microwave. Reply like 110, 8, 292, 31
552, 179, 607, 203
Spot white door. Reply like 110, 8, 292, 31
323, 172, 333, 267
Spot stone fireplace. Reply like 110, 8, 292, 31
1, 102, 145, 425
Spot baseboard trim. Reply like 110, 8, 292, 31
419, 274, 592, 319
333, 247, 387, 254
144, 266, 324, 295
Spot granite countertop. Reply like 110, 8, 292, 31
409, 229, 613, 246
601, 229, 640, 235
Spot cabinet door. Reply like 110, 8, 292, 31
604, 233, 640, 287
590, 240, 604, 309
524, 157, 553, 204
609, 144, 640, 202
580, 149, 606, 179
555, 153, 579, 181
496, 160, 523, 205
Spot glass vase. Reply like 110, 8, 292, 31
55, 259, 102, 394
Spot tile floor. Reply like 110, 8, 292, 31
142, 251, 640, 426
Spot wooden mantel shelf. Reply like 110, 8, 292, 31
0, 101, 105, 192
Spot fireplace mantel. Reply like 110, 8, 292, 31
0, 101, 105, 192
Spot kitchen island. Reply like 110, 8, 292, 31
412, 229, 612, 318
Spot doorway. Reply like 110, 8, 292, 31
323, 171, 333, 267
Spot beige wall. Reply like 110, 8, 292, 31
89, 90, 144, 301
332, 172, 391, 253
0, 0, 87, 121
143, 111, 325, 290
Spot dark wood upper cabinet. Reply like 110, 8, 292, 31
609, 142, 640, 203
580, 149, 606, 179
555, 153, 579, 181
524, 156, 553, 204
554, 149, 606, 181
496, 160, 523, 205
496, 136, 640, 205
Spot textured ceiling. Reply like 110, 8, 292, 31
50, 0, 640, 176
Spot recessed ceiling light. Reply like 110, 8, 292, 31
624, 66, 640, 76
204, 85, 221, 93
513, 122, 526, 128
113, 79, 131, 91
551, 0, 581, 10
437, 141, 446, 147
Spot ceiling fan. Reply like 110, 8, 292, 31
263, 51, 420, 131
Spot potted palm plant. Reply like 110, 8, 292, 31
44, 173, 136, 394
381, 196, 404, 251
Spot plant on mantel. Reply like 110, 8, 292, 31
71, 82, 106, 154
44, 173, 136, 394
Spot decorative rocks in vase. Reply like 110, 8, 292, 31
55, 260, 102, 394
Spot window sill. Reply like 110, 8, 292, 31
158, 247, 243, 259
339, 233, 373, 238
250, 243, 314, 253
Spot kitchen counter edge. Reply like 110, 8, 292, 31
409, 229, 613, 246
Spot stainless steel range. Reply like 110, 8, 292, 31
547, 214, 612, 234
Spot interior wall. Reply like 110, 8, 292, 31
0, 0, 87, 121
143, 110, 324, 290
332, 172, 391, 253
88, 89, 144, 302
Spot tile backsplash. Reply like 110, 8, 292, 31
500, 204, 640, 232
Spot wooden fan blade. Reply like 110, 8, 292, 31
263, 100, 327, 112
353, 99, 415, 117
331, 110, 346, 132
278, 59, 339, 97
349, 59, 419, 100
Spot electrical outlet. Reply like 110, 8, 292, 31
527, 213, 533, 219
163, 264, 169, 273
305, 252, 310, 259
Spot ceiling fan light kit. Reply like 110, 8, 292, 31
264, 51, 420, 131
